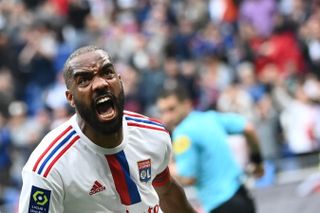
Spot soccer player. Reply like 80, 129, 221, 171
156, 86, 264, 213
19, 46, 195, 213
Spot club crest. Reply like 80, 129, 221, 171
138, 159, 151, 183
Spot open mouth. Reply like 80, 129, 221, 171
95, 96, 116, 120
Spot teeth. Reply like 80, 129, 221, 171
96, 97, 109, 104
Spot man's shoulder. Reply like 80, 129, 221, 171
23, 119, 77, 175
124, 110, 169, 135
174, 111, 216, 136
186, 110, 220, 125
191, 110, 217, 117
124, 110, 147, 118
37, 119, 74, 151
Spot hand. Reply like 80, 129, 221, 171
246, 162, 264, 179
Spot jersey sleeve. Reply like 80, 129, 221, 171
152, 167, 170, 187
152, 132, 172, 187
172, 134, 197, 178
19, 167, 64, 213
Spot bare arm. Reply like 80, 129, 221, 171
154, 171, 196, 213
243, 123, 264, 178
168, 161, 196, 186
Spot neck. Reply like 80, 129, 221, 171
176, 107, 192, 127
77, 116, 123, 148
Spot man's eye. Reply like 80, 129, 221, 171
77, 76, 91, 86
101, 68, 115, 79
103, 72, 115, 79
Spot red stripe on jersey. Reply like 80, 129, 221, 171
105, 155, 131, 205
148, 118, 163, 124
127, 122, 168, 133
152, 167, 171, 187
124, 111, 167, 130
124, 111, 145, 118
43, 135, 80, 177
33, 126, 72, 172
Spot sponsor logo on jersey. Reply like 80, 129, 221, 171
89, 180, 106, 195
138, 159, 151, 183
28, 186, 51, 213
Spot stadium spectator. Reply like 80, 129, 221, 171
0, 0, 318, 210
0, 112, 11, 205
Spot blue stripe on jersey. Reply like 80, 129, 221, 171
37, 130, 76, 175
115, 151, 141, 204
125, 116, 164, 128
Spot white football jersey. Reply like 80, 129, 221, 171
19, 111, 172, 213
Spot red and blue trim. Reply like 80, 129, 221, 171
32, 126, 80, 177
125, 117, 164, 128
124, 111, 145, 118
124, 112, 168, 133
106, 151, 141, 205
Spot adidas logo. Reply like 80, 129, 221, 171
89, 180, 106, 195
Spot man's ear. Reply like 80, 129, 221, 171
65, 90, 75, 108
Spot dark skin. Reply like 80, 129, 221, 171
65, 49, 195, 213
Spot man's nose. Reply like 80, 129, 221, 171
92, 76, 109, 90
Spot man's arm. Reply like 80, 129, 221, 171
243, 123, 264, 178
154, 175, 196, 213
19, 169, 64, 213
168, 160, 196, 186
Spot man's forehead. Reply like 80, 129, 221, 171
159, 95, 179, 106
69, 50, 111, 70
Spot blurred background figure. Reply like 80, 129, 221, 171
0, 112, 11, 206
7, 101, 48, 188
156, 86, 264, 213
253, 94, 280, 187
280, 80, 320, 155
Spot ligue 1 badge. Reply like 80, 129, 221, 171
138, 159, 151, 183
28, 185, 51, 213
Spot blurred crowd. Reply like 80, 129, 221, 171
1, 0, 320, 210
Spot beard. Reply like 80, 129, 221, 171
74, 89, 125, 135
